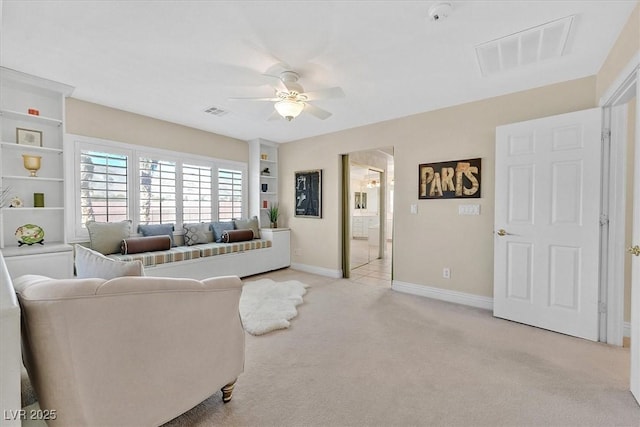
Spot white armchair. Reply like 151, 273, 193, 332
13, 274, 245, 426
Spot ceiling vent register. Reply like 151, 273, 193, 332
475, 15, 574, 77
203, 106, 229, 117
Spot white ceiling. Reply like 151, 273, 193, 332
1, 1, 637, 143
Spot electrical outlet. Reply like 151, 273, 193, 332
442, 268, 451, 279
410, 204, 418, 214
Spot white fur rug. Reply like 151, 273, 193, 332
239, 279, 309, 336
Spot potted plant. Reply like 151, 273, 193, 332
267, 204, 280, 228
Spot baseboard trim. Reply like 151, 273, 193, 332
392, 280, 493, 311
624, 321, 631, 338
290, 263, 343, 279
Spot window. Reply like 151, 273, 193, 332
218, 168, 243, 220
183, 164, 212, 222
80, 150, 128, 225
139, 157, 177, 225
69, 136, 247, 241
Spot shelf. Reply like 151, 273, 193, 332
260, 175, 277, 179
260, 159, 277, 164
2, 175, 64, 182
0, 141, 63, 154
2, 207, 64, 212
260, 192, 277, 195
0, 109, 62, 127
0, 242, 72, 257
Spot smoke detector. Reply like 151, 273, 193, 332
428, 2, 453, 21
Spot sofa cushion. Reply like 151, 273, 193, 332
183, 222, 213, 246
75, 244, 144, 279
197, 239, 272, 257
233, 216, 260, 239
86, 220, 132, 255
109, 245, 201, 267
121, 235, 171, 254
138, 223, 175, 246
222, 229, 254, 243
211, 221, 235, 243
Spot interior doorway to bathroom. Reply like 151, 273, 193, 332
343, 148, 394, 286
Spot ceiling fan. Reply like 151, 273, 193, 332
230, 70, 345, 121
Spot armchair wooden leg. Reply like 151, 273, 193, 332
221, 380, 237, 403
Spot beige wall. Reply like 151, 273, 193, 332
596, 3, 639, 102
280, 77, 596, 296
66, 98, 248, 162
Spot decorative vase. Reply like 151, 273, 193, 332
34, 193, 44, 207
261, 183, 268, 192
270, 222, 277, 229
23, 154, 42, 177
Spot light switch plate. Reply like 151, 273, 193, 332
410, 204, 418, 214
458, 204, 480, 215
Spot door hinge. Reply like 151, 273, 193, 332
601, 128, 611, 142
599, 215, 609, 226
598, 302, 607, 314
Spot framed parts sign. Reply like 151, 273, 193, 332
419, 158, 481, 199
295, 170, 322, 218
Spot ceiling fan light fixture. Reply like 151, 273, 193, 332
275, 99, 304, 121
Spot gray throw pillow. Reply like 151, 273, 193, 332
86, 220, 132, 255
210, 221, 235, 243
183, 222, 212, 246
75, 244, 144, 279
138, 223, 175, 246
233, 216, 260, 239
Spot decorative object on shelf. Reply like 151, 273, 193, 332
9, 196, 23, 208
0, 186, 11, 207
34, 192, 44, 207
262, 200, 268, 209
268, 204, 280, 228
261, 183, 268, 192
261, 153, 268, 160
295, 169, 322, 218
16, 127, 43, 147
15, 223, 45, 246
261, 167, 270, 176
22, 154, 42, 176
28, 108, 40, 116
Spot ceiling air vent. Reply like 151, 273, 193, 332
475, 15, 574, 77
203, 106, 229, 117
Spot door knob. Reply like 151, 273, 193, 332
628, 245, 640, 257
497, 229, 507, 237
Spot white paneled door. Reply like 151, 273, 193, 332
494, 108, 602, 341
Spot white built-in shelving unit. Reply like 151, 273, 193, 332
0, 67, 74, 278
249, 138, 279, 226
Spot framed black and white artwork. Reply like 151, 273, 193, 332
295, 169, 322, 218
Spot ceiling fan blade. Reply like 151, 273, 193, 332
228, 96, 280, 102
304, 103, 332, 120
262, 74, 296, 93
267, 110, 281, 121
303, 87, 345, 101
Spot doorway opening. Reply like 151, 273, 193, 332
342, 148, 394, 286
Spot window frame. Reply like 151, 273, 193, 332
65, 134, 247, 242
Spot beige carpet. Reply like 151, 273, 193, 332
160, 268, 640, 426
22, 267, 640, 426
